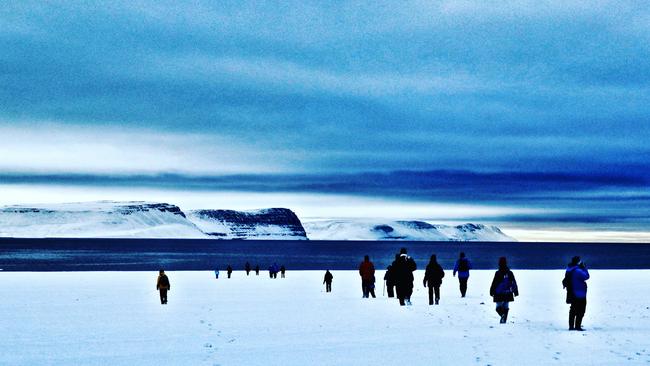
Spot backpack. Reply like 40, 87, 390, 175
563, 269, 575, 304
458, 258, 469, 272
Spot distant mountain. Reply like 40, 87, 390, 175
0, 201, 514, 241
302, 220, 515, 241
0, 201, 206, 238
187, 208, 307, 240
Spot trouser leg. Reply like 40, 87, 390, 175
159, 289, 167, 304
575, 298, 586, 329
459, 278, 468, 297
428, 287, 433, 305
387, 285, 394, 298
434, 286, 440, 304
569, 303, 576, 329
370, 287, 376, 298
396, 287, 405, 305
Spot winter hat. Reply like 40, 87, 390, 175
498, 256, 507, 269
400, 247, 408, 255
570, 256, 581, 266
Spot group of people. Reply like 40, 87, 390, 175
268, 263, 286, 279
212, 262, 286, 279
156, 252, 590, 330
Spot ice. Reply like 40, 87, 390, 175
1, 270, 648, 365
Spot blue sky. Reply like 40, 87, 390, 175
1, 1, 650, 240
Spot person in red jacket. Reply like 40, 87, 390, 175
358, 255, 376, 298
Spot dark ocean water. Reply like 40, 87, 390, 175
0, 238, 649, 271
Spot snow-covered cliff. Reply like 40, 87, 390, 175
302, 220, 515, 241
0, 201, 207, 238
0, 201, 514, 241
187, 208, 307, 240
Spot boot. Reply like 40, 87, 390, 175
500, 309, 509, 324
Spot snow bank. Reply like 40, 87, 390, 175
303, 220, 515, 241
1, 270, 647, 365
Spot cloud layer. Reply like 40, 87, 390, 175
2, 2, 650, 239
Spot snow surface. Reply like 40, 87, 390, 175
303, 219, 515, 241
1, 270, 648, 365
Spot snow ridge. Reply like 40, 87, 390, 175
0, 201, 514, 241
303, 220, 515, 241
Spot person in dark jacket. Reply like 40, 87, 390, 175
271, 263, 279, 278
384, 256, 397, 298
564, 256, 590, 331
245, 262, 251, 276
323, 270, 333, 292
489, 257, 519, 324
423, 254, 445, 305
280, 265, 286, 278
255, 264, 260, 276
226, 265, 233, 279
392, 247, 417, 306
453, 252, 472, 297
359, 255, 376, 298
156, 269, 170, 305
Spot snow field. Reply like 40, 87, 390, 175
1, 270, 649, 365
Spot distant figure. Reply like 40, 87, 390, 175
245, 262, 251, 276
384, 257, 397, 298
268, 265, 274, 278
156, 269, 170, 305
272, 263, 279, 279
489, 257, 519, 324
323, 270, 333, 292
453, 252, 472, 297
393, 248, 417, 306
255, 265, 260, 276
423, 254, 445, 305
214, 269, 219, 279
280, 265, 286, 278
563, 256, 590, 331
226, 265, 233, 279
358, 255, 376, 298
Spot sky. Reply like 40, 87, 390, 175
1, 1, 650, 241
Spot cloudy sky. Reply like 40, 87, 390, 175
1, 1, 649, 241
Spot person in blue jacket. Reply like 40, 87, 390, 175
563, 256, 590, 331
453, 252, 472, 297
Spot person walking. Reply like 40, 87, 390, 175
323, 270, 333, 292
453, 252, 472, 297
226, 265, 233, 279
359, 255, 376, 298
271, 263, 279, 278
280, 265, 286, 278
563, 256, 590, 331
156, 269, 170, 305
489, 257, 519, 324
214, 269, 219, 279
384, 258, 397, 298
423, 254, 445, 305
393, 248, 417, 306
245, 262, 251, 276
255, 265, 260, 276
